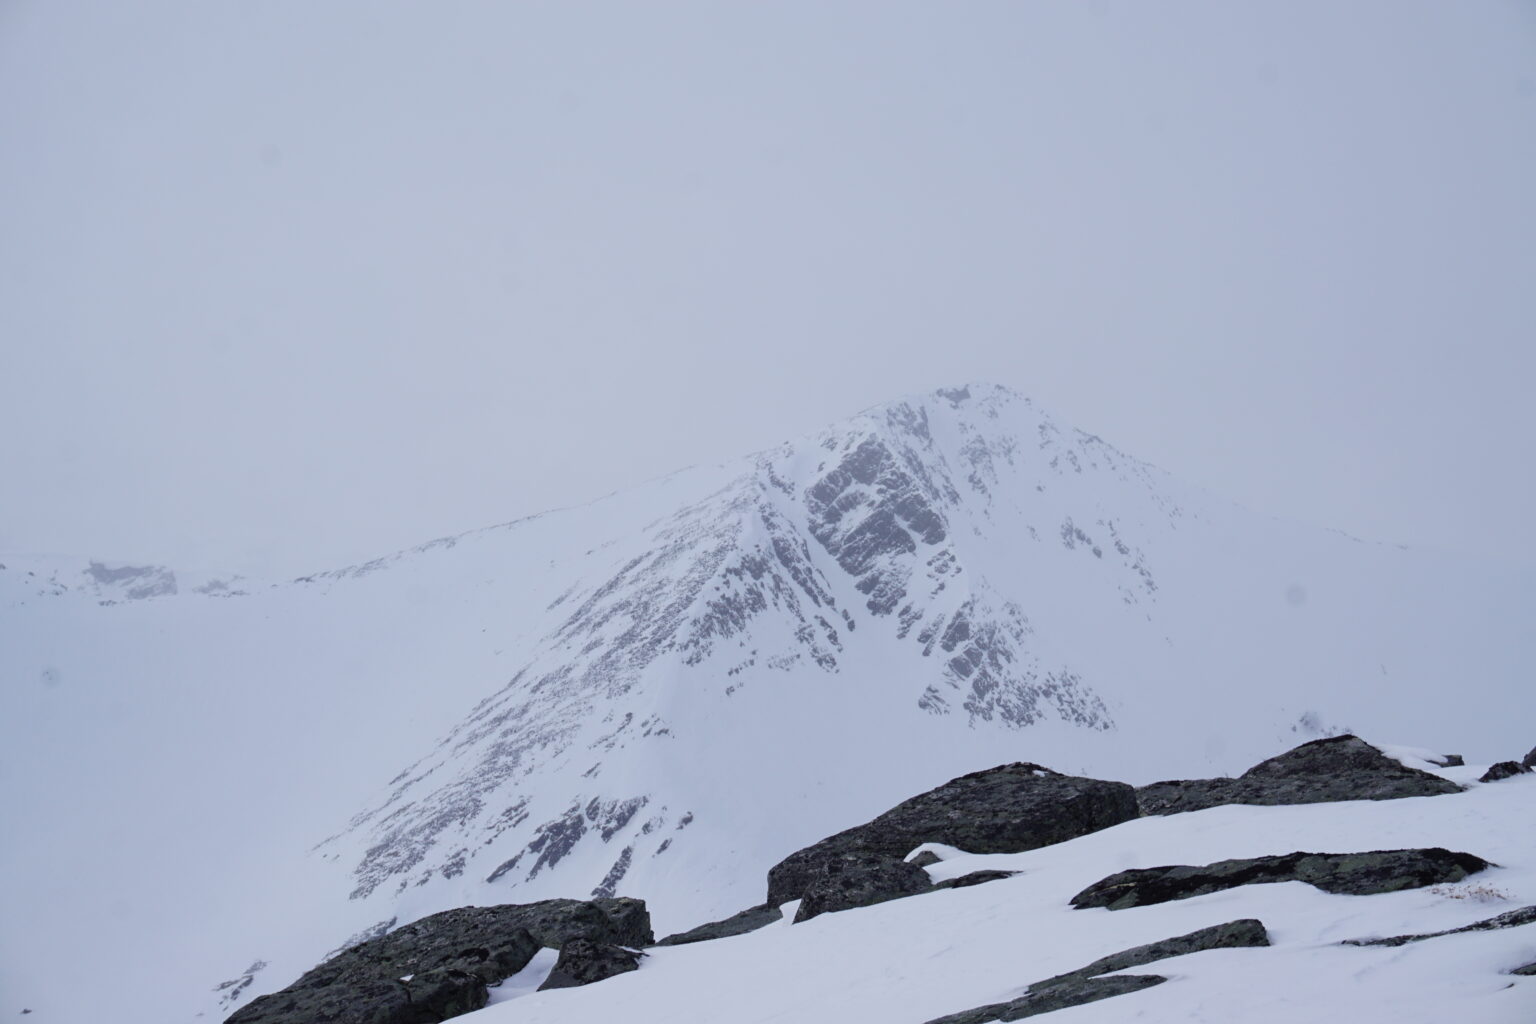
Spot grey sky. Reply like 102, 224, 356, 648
3, 1, 1533, 578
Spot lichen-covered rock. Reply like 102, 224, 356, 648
793, 851, 933, 922
501, 896, 653, 949
1479, 761, 1532, 783
655, 903, 784, 946
225, 898, 651, 1024
1136, 736, 1461, 816
1342, 905, 1536, 947
922, 919, 1270, 1024
229, 969, 489, 1024
767, 762, 1136, 906
1041, 918, 1270, 983
932, 870, 1019, 891
537, 939, 644, 990
924, 975, 1166, 1024
1071, 849, 1490, 910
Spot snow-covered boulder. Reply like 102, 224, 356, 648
766, 762, 1136, 906
1135, 735, 1462, 815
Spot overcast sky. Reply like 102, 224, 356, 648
2, 1, 1533, 578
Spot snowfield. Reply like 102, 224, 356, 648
471, 768, 1536, 1024
1, 385, 1531, 1023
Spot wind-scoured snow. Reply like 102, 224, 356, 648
1, 385, 1531, 1024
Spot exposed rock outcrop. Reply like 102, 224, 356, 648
793, 852, 933, 923
925, 975, 1166, 1024
495, 896, 653, 949
537, 940, 645, 990
932, 869, 1019, 891
660, 866, 1018, 941
655, 903, 784, 946
1135, 736, 1461, 816
767, 762, 1137, 907
1342, 905, 1536, 947
1479, 761, 1531, 783
1042, 918, 1270, 982
1071, 849, 1490, 910
922, 919, 1270, 1024
225, 898, 651, 1024
1523, 745, 1536, 769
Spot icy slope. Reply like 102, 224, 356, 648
1, 384, 1531, 1024
462, 769, 1536, 1024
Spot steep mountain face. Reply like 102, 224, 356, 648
301, 385, 1532, 950
2, 384, 1531, 1024
319, 387, 1172, 918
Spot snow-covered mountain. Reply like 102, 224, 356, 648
1, 384, 1531, 1024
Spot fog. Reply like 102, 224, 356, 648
3, 1, 1533, 575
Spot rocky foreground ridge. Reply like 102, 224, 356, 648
222, 735, 1536, 1024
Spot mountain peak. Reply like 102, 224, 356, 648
848, 382, 1030, 438
319, 382, 1196, 919
6, 384, 1531, 1024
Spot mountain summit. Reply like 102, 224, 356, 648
2, 384, 1529, 1024
306, 383, 1527, 941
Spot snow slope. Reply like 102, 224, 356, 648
0, 384, 1530, 1023
467, 768, 1536, 1024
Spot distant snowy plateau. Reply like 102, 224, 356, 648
1, 384, 1532, 1022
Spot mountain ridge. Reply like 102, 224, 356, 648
2, 383, 1531, 1024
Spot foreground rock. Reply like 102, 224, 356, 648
1524, 745, 1536, 769
932, 869, 1020, 891
537, 940, 645, 990
1071, 848, 1490, 910
1136, 735, 1461, 816
1479, 761, 1532, 783
655, 903, 784, 946
1045, 918, 1270, 981
767, 763, 1137, 907
926, 975, 1166, 1024
1342, 905, 1536, 947
923, 919, 1270, 1024
493, 896, 652, 948
794, 851, 933, 922
226, 898, 652, 1024
658, 867, 1018, 940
